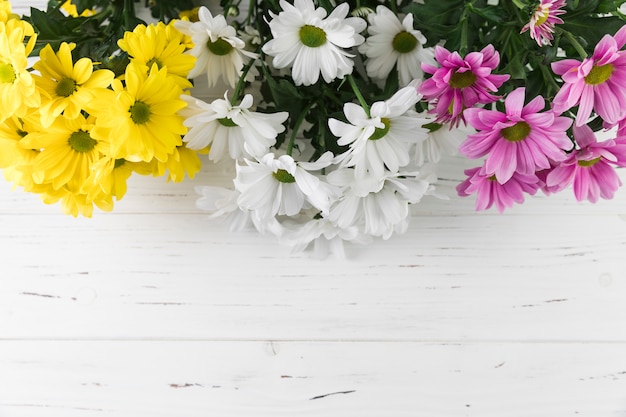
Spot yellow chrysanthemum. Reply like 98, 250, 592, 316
0, 113, 41, 188
142, 144, 202, 182
179, 7, 200, 22
118, 21, 196, 90
61, 0, 96, 17
82, 156, 139, 202
0, 20, 40, 122
90, 62, 187, 163
33, 42, 115, 127
20, 114, 109, 192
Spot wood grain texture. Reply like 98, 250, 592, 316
2, 1, 626, 416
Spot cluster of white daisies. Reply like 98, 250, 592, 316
176, 0, 466, 258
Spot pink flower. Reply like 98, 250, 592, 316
546, 124, 626, 202
520, 0, 566, 47
551, 25, 626, 126
418, 44, 509, 126
457, 165, 541, 213
460, 87, 572, 183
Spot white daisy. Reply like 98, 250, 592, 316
174, 6, 258, 87
234, 152, 337, 220
195, 185, 282, 235
262, 0, 366, 86
277, 216, 369, 259
358, 6, 434, 86
412, 118, 469, 166
329, 85, 429, 179
327, 168, 431, 240
179, 93, 288, 162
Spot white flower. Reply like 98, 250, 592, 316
329, 86, 429, 179
326, 168, 431, 240
234, 152, 338, 220
412, 118, 469, 166
262, 0, 366, 86
277, 217, 369, 259
174, 6, 258, 87
195, 185, 282, 235
358, 6, 434, 86
179, 93, 288, 162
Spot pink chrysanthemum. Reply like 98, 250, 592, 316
545, 124, 626, 202
460, 87, 572, 183
418, 44, 509, 126
457, 166, 541, 213
520, 0, 566, 47
552, 25, 626, 126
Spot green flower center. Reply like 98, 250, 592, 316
584, 63, 614, 85
217, 117, 238, 127
392, 31, 418, 54
299, 25, 327, 48
68, 130, 97, 153
273, 168, 296, 183
501, 121, 531, 142
129, 101, 151, 124
488, 174, 498, 181
56, 77, 78, 97
207, 38, 233, 56
449, 71, 477, 89
577, 157, 601, 167
146, 57, 163, 70
369, 118, 391, 141
0, 63, 16, 83
114, 158, 126, 168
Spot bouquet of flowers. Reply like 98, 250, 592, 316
3, 0, 626, 257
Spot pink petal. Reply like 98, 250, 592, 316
505, 87, 526, 117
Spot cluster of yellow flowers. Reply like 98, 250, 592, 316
0, 0, 201, 216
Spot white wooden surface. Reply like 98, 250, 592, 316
2, 1, 626, 415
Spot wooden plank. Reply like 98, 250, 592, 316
1, 212, 624, 341
1, 340, 625, 417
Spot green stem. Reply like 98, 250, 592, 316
561, 30, 588, 59
346, 74, 370, 117
286, 101, 315, 156
123, 0, 135, 30
230, 57, 257, 105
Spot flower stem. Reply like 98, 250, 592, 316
346, 74, 370, 117
230, 58, 257, 105
286, 101, 315, 156
560, 30, 588, 59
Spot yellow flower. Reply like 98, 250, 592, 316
0, 20, 40, 122
179, 7, 200, 22
142, 144, 202, 182
90, 62, 187, 163
118, 21, 196, 90
82, 156, 138, 202
61, 0, 96, 17
33, 42, 115, 127
0, 113, 41, 188
20, 114, 109, 192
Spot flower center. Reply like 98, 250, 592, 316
146, 57, 163, 70
449, 70, 477, 88
207, 38, 233, 56
535, 9, 550, 26
392, 31, 418, 54
501, 121, 531, 142
299, 25, 327, 48
273, 168, 296, 183
584, 63, 614, 85
217, 117, 238, 127
488, 174, 498, 181
56, 77, 78, 97
129, 101, 151, 124
369, 118, 391, 141
68, 130, 97, 153
577, 157, 601, 167
0, 63, 16, 83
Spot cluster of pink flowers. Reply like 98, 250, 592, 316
416, 3, 626, 212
